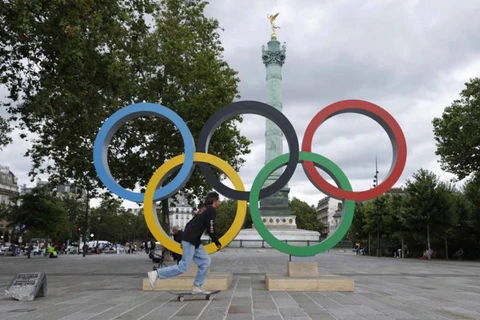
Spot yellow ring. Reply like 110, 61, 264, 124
143, 152, 247, 255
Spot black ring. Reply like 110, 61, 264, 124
197, 100, 299, 201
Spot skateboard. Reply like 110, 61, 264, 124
170, 290, 221, 301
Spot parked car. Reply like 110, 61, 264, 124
1, 243, 17, 256
32, 245, 43, 256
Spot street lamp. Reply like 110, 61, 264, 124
373, 156, 380, 257
96, 213, 102, 253
79, 189, 89, 258
128, 218, 132, 253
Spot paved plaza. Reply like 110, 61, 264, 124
1, 249, 479, 320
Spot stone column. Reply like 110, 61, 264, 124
260, 35, 295, 227
262, 35, 287, 187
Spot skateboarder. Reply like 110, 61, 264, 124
147, 191, 222, 293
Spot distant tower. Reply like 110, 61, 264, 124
259, 26, 295, 228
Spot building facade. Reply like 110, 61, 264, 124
315, 196, 343, 236
168, 193, 196, 232
20, 178, 86, 199
0, 166, 19, 242
384, 187, 406, 197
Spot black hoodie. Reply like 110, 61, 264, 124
181, 205, 221, 248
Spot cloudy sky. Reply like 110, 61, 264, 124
1, 0, 480, 209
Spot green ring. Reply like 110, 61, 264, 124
249, 151, 355, 256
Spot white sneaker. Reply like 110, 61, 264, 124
147, 271, 158, 291
192, 285, 208, 294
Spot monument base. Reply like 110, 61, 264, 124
230, 228, 320, 248
264, 261, 354, 292
142, 265, 232, 291
258, 215, 297, 229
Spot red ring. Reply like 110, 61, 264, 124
301, 100, 407, 201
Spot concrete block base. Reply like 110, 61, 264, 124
142, 272, 232, 291
265, 262, 354, 292
287, 261, 319, 277
265, 273, 354, 292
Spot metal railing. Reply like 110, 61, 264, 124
200, 238, 347, 249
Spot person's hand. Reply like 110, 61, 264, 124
216, 244, 221, 251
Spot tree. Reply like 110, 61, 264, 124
459, 174, 480, 258
0, 116, 12, 150
348, 202, 367, 242
0, 0, 251, 235
215, 199, 251, 238
5, 185, 70, 242
61, 192, 88, 241
432, 182, 458, 258
88, 199, 152, 244
402, 169, 456, 255
433, 78, 480, 181
360, 196, 390, 255
386, 194, 411, 258
0, 0, 154, 195
130, 0, 252, 230
289, 197, 325, 234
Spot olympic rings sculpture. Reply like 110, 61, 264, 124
93, 100, 407, 256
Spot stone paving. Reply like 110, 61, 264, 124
0, 248, 479, 320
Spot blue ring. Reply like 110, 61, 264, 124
93, 102, 195, 203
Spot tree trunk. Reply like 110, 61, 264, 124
401, 237, 405, 259
427, 225, 431, 251
83, 192, 89, 258
445, 236, 449, 260
161, 199, 170, 231
368, 233, 371, 256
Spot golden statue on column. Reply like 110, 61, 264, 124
267, 12, 280, 37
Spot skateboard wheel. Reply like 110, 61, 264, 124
178, 295, 184, 302
206, 295, 213, 300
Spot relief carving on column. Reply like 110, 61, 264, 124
262, 43, 287, 67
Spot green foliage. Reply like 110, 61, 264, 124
5, 185, 71, 242
348, 169, 464, 257
402, 169, 455, 233
385, 193, 410, 243
216, 199, 251, 238
289, 197, 325, 234
61, 193, 87, 236
433, 78, 480, 180
1, 187, 155, 245
0, 0, 152, 193
349, 201, 368, 241
0, 0, 251, 236
460, 175, 480, 249
90, 199, 152, 243
0, 116, 12, 150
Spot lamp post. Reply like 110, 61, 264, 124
128, 218, 132, 254
96, 213, 101, 253
83, 191, 89, 258
373, 157, 380, 257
